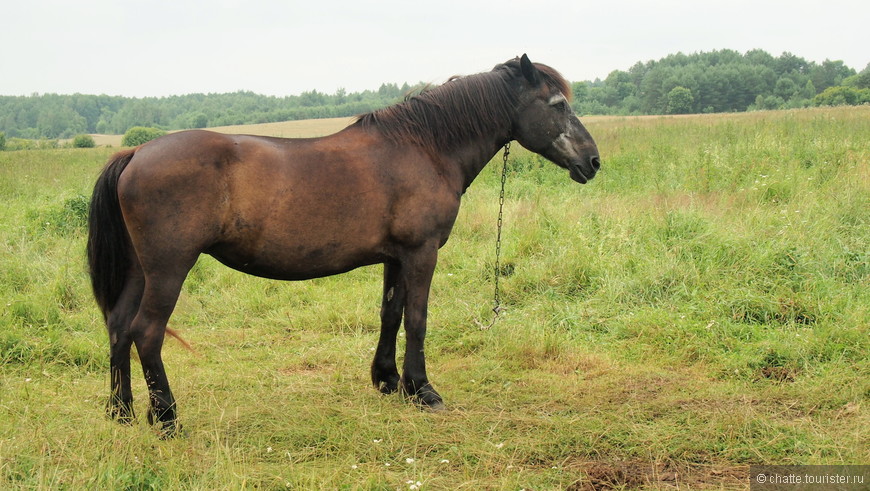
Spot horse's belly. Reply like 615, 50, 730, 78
206, 241, 386, 281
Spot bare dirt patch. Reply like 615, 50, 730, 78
565, 459, 747, 490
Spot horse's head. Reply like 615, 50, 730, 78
507, 54, 600, 184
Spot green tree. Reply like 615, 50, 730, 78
776, 52, 809, 75
191, 113, 208, 128
640, 67, 668, 113
0, 131, 5, 151
571, 81, 588, 102
774, 77, 798, 100
122, 126, 167, 147
810, 59, 855, 92
334, 87, 347, 105
299, 90, 326, 107
72, 134, 96, 148
757, 94, 785, 110
813, 86, 870, 106
801, 80, 817, 99
96, 119, 110, 134
604, 70, 634, 106
843, 71, 870, 89
666, 86, 694, 114
37, 103, 86, 138
744, 49, 776, 69
72, 95, 100, 132
112, 100, 164, 134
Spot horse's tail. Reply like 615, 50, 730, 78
87, 148, 137, 320
87, 149, 196, 354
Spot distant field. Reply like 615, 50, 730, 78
1, 106, 867, 489
90, 117, 357, 147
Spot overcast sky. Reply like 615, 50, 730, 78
2, 0, 868, 98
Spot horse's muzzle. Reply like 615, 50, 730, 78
569, 155, 601, 184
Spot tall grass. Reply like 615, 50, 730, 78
1, 107, 867, 489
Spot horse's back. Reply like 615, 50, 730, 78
116, 129, 424, 280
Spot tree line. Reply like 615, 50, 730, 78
0, 83, 419, 140
570, 49, 869, 115
1, 49, 868, 141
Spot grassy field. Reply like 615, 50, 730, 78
1, 106, 867, 489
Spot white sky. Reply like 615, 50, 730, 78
2, 0, 868, 98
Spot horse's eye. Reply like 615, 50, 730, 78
548, 96, 569, 111
552, 100, 569, 111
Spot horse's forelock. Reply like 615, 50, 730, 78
499, 57, 572, 101
536, 64, 573, 102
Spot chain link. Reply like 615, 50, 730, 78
492, 141, 510, 317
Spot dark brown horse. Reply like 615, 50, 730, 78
87, 54, 600, 435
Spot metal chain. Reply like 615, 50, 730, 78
492, 141, 510, 317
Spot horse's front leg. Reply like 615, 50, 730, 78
398, 244, 445, 410
372, 262, 405, 394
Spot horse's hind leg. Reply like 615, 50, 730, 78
130, 259, 196, 436
372, 261, 405, 394
106, 264, 145, 423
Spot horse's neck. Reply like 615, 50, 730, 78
449, 132, 511, 193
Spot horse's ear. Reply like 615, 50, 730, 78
520, 53, 540, 86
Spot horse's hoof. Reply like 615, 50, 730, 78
374, 373, 401, 394
371, 365, 401, 394
424, 399, 446, 412
401, 381, 445, 411
377, 380, 399, 394
147, 408, 181, 438
155, 421, 183, 440
106, 400, 136, 425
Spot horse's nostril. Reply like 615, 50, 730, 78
590, 156, 601, 170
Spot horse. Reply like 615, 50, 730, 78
87, 54, 600, 435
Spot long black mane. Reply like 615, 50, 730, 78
354, 58, 571, 154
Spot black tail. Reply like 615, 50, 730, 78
87, 149, 136, 320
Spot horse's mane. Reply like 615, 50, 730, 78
354, 58, 571, 155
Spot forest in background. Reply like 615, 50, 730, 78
1, 49, 869, 140
574, 49, 868, 115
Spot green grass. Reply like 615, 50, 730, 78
1, 107, 867, 489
